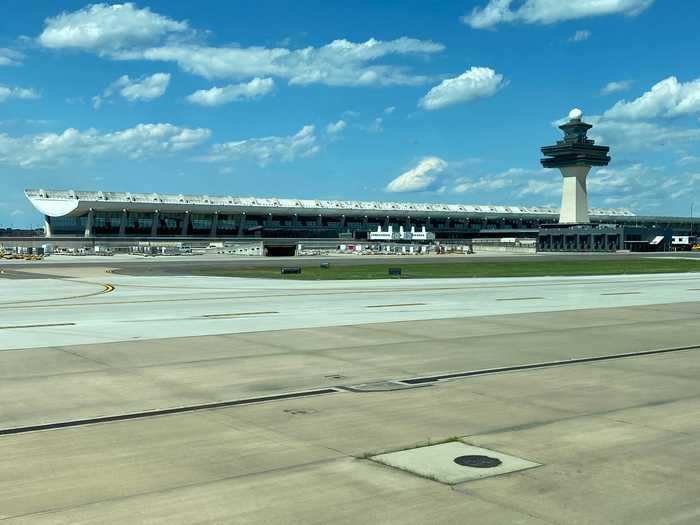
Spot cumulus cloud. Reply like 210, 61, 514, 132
419, 67, 505, 110
450, 163, 690, 212
463, 0, 654, 28
569, 30, 591, 42
604, 76, 700, 120
384, 106, 396, 114
588, 117, 700, 151
115, 37, 444, 86
385, 157, 448, 193
37, 2, 189, 52
0, 85, 40, 103
586, 163, 678, 210
37, 6, 443, 87
0, 48, 24, 66
454, 168, 554, 197
518, 179, 561, 197
0, 123, 210, 168
554, 76, 700, 154
118, 72, 170, 100
600, 80, 633, 95
93, 72, 170, 108
186, 77, 274, 106
326, 119, 347, 134
203, 125, 319, 165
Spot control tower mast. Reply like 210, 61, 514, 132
541, 109, 610, 224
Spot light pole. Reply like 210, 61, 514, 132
691, 202, 695, 239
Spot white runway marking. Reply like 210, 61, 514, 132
1, 272, 700, 350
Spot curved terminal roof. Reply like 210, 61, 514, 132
25, 188, 636, 219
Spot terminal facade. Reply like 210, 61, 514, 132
24, 188, 698, 252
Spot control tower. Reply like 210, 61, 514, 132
541, 109, 610, 224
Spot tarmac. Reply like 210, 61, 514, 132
1, 257, 700, 523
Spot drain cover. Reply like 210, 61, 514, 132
454, 455, 502, 468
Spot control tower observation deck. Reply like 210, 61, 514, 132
541, 109, 610, 224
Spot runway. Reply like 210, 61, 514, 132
1, 271, 700, 350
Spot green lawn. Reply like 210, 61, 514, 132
191, 258, 700, 280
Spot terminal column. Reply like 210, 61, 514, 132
118, 209, 127, 237
210, 212, 219, 237
151, 210, 159, 236
84, 208, 94, 238
237, 212, 246, 236
44, 217, 52, 238
181, 211, 190, 236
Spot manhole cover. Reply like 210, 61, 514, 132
454, 455, 502, 468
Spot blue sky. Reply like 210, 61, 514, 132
1, 0, 699, 227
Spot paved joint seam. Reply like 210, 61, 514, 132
3, 344, 699, 437
0, 322, 76, 330
0, 388, 340, 437
399, 344, 700, 385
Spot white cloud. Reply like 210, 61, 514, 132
118, 72, 170, 100
517, 179, 561, 197
38, 7, 443, 87
93, 72, 170, 108
588, 117, 700, 150
384, 106, 396, 114
326, 120, 347, 134
561, 75, 700, 154
601, 80, 633, 95
586, 163, 675, 209
115, 37, 444, 87
419, 67, 505, 110
38, 2, 188, 52
0, 48, 23, 66
678, 155, 700, 165
368, 117, 383, 133
463, 0, 654, 28
569, 30, 591, 42
186, 77, 274, 106
449, 163, 692, 212
454, 168, 554, 197
605, 76, 700, 120
203, 125, 319, 165
385, 157, 448, 193
0, 85, 40, 103
0, 123, 210, 168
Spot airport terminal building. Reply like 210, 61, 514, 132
23, 188, 700, 252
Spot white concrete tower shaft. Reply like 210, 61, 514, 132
559, 165, 591, 224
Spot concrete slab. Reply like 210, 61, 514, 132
4, 302, 700, 430
3, 269, 700, 523
2, 458, 549, 524
371, 441, 540, 484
